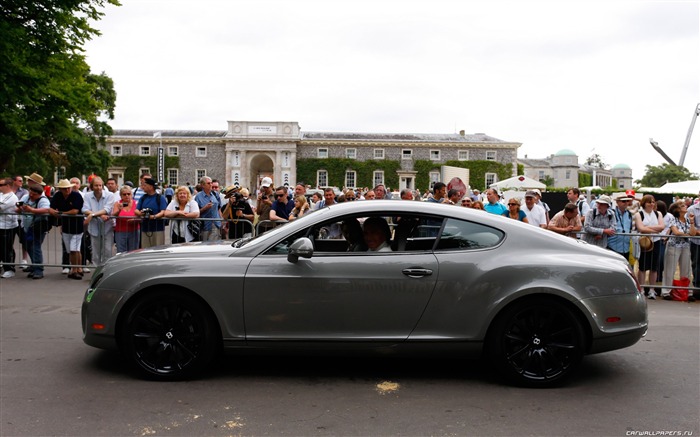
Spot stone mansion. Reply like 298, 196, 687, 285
98, 120, 632, 191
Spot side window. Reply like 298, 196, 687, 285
436, 218, 504, 250
392, 215, 444, 252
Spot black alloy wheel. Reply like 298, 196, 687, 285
487, 298, 585, 388
120, 291, 219, 380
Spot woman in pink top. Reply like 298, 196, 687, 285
112, 185, 140, 253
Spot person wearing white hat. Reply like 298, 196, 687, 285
582, 195, 616, 249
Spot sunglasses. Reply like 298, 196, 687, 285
0, 183, 7, 186
508, 203, 519, 206
346, 197, 356, 200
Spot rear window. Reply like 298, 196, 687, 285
435, 218, 504, 250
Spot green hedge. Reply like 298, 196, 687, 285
296, 159, 401, 188
415, 160, 513, 191
112, 156, 180, 185
297, 158, 513, 191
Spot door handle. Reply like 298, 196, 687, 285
402, 268, 433, 278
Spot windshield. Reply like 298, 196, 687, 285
230, 207, 328, 249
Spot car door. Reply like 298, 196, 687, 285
243, 216, 440, 341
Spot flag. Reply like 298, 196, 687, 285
153, 131, 162, 138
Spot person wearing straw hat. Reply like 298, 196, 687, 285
16, 184, 51, 279
220, 186, 254, 239
50, 179, 85, 279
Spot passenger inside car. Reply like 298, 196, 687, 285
341, 218, 367, 252
363, 217, 393, 252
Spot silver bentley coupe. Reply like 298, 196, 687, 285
82, 200, 647, 387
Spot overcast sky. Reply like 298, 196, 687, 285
84, 0, 700, 183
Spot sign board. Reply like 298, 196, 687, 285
157, 147, 164, 184
248, 125, 277, 135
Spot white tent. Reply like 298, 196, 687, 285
654, 180, 700, 194
490, 175, 546, 191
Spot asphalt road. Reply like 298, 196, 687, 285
1, 270, 698, 437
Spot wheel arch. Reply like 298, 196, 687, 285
115, 284, 224, 354
483, 292, 593, 355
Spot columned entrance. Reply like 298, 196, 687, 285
224, 121, 300, 191
249, 153, 274, 192
397, 171, 418, 191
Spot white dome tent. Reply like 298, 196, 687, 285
490, 175, 546, 191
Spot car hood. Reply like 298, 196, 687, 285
109, 240, 236, 264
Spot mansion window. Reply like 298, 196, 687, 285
430, 150, 440, 161
168, 146, 179, 156
317, 170, 328, 187
345, 148, 356, 159
345, 171, 356, 188
485, 173, 497, 187
486, 151, 496, 161
196, 169, 206, 182
429, 171, 440, 186
111, 145, 122, 156
373, 171, 384, 187
458, 150, 468, 161
318, 148, 329, 159
140, 167, 150, 176
402, 149, 412, 160
373, 149, 384, 160
196, 146, 207, 157
140, 146, 150, 156
168, 169, 179, 186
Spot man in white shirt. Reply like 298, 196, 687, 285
0, 177, 19, 278
522, 191, 547, 228
82, 176, 116, 266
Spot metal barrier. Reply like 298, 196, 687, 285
0, 213, 259, 270
255, 219, 288, 235
0, 212, 697, 292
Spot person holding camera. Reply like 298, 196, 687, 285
164, 186, 200, 243
221, 186, 254, 239
134, 178, 167, 248
18, 185, 51, 279
112, 185, 140, 253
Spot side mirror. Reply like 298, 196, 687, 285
287, 237, 314, 263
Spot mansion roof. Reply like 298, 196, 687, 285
110, 129, 514, 145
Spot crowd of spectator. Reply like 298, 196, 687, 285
0, 172, 698, 296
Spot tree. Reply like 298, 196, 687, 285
540, 175, 555, 187
0, 0, 120, 178
635, 163, 699, 187
584, 153, 608, 169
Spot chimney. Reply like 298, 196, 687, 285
459, 130, 465, 137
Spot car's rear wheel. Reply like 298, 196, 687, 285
120, 290, 219, 380
486, 298, 585, 388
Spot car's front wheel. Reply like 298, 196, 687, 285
486, 298, 585, 388
119, 290, 220, 380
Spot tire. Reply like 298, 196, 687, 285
486, 298, 585, 388
119, 290, 220, 380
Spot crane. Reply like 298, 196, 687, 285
650, 102, 700, 167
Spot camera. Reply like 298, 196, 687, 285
230, 192, 247, 211
141, 208, 153, 219
122, 202, 129, 208
16, 201, 25, 207
261, 195, 268, 201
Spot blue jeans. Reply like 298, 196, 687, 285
115, 230, 140, 253
23, 229, 47, 276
